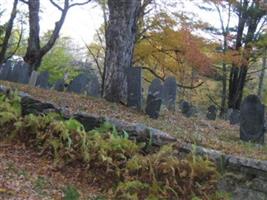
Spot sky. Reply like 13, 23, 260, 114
1, 0, 232, 45
1, 0, 104, 45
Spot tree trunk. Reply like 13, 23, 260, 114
103, 0, 141, 103
0, 0, 18, 64
23, 0, 41, 72
258, 48, 267, 99
220, 35, 228, 117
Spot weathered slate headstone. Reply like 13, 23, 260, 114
229, 109, 240, 125
162, 76, 177, 111
68, 73, 100, 97
0, 60, 12, 80
9, 61, 30, 84
29, 71, 39, 86
127, 67, 142, 110
179, 100, 193, 117
36, 71, 49, 89
206, 105, 217, 120
145, 78, 162, 119
54, 79, 65, 92
240, 95, 265, 143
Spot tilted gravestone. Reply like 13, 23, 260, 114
162, 76, 177, 111
68, 73, 100, 97
145, 78, 163, 119
127, 67, 142, 110
206, 105, 217, 120
36, 71, 50, 89
240, 95, 265, 144
9, 61, 30, 84
229, 109, 240, 125
54, 79, 65, 92
29, 71, 39, 86
0, 60, 12, 80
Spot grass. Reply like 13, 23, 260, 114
1, 80, 267, 160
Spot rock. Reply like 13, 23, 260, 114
72, 112, 105, 131
21, 95, 59, 116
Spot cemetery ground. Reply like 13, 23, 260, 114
1, 80, 267, 161
0, 142, 102, 199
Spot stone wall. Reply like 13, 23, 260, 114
1, 85, 267, 199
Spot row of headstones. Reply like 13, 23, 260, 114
180, 95, 265, 144
0, 60, 101, 97
1, 62, 265, 144
126, 67, 178, 118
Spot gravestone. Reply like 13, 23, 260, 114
179, 100, 193, 117
0, 60, 12, 80
229, 109, 240, 125
68, 73, 100, 97
162, 76, 177, 111
29, 71, 39, 86
127, 67, 142, 110
206, 105, 217, 120
145, 78, 162, 119
9, 61, 30, 84
36, 71, 49, 89
240, 95, 265, 143
54, 79, 65, 92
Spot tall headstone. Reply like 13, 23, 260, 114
36, 71, 49, 89
9, 61, 30, 84
68, 73, 100, 97
0, 60, 12, 80
240, 95, 265, 143
162, 76, 177, 111
54, 79, 65, 92
206, 105, 217, 120
229, 109, 240, 125
127, 67, 142, 110
29, 71, 39, 86
145, 78, 162, 119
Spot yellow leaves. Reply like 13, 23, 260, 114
134, 27, 213, 80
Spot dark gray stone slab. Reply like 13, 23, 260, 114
54, 79, 65, 92
162, 76, 177, 111
67, 73, 100, 97
179, 100, 194, 117
240, 95, 265, 144
127, 67, 142, 110
145, 78, 162, 119
230, 109, 240, 125
207, 105, 217, 120
9, 61, 30, 84
36, 71, 49, 89
0, 60, 12, 80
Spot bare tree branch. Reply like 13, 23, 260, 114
141, 66, 205, 89
69, 0, 91, 8
49, 0, 63, 11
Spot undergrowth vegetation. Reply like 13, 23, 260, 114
0, 92, 223, 200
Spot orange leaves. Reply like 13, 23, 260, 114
134, 27, 213, 78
